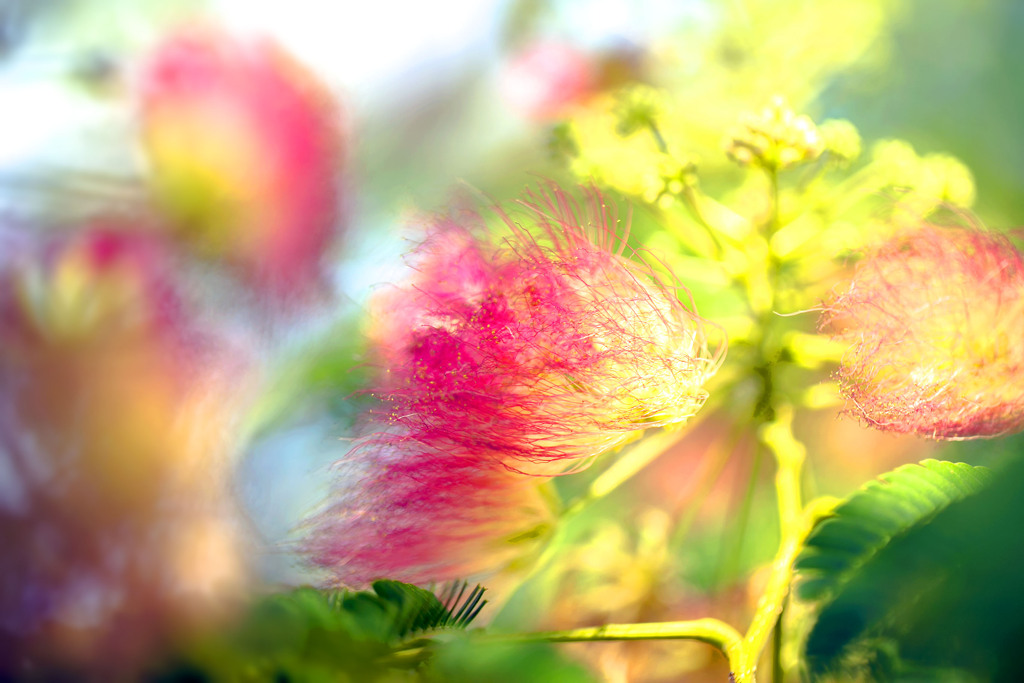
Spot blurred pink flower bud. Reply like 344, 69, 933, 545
501, 42, 596, 120
2, 226, 181, 354
500, 42, 644, 121
139, 26, 344, 298
304, 434, 552, 587
0, 226, 249, 676
822, 224, 1024, 439
371, 184, 723, 472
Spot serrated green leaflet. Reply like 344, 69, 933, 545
794, 453, 1024, 680
794, 459, 992, 604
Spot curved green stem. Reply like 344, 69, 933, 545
506, 414, 822, 683
498, 618, 743, 648
678, 184, 729, 258
490, 617, 745, 674
489, 427, 694, 622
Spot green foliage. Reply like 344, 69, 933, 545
150, 580, 598, 682
792, 458, 1024, 680
795, 459, 992, 604
424, 637, 597, 683
151, 581, 486, 682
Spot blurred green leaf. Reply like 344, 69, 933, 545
795, 455, 1024, 680
244, 316, 374, 438
152, 581, 487, 682
424, 637, 597, 683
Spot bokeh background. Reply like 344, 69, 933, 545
2, 0, 1023, 680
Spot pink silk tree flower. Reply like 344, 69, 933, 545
303, 434, 552, 588
304, 185, 718, 587
822, 224, 1024, 439
370, 184, 723, 472
138, 25, 344, 299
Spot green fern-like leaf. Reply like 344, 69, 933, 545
152, 581, 486, 681
794, 445, 1024, 681
794, 459, 992, 604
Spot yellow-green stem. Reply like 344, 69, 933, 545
732, 168, 806, 681
734, 496, 840, 682
488, 618, 744, 672
734, 512, 804, 681
731, 408, 806, 681
679, 184, 729, 258
586, 427, 689, 502
762, 406, 806, 538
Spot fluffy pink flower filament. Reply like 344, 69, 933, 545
304, 434, 552, 588
371, 184, 723, 472
823, 223, 1024, 438
305, 185, 721, 587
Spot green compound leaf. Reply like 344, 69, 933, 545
257, 580, 485, 645
794, 459, 992, 604
152, 581, 487, 682
792, 458, 1018, 681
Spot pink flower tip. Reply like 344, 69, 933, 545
303, 434, 552, 587
302, 184, 723, 587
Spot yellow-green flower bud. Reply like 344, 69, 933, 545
725, 96, 823, 171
